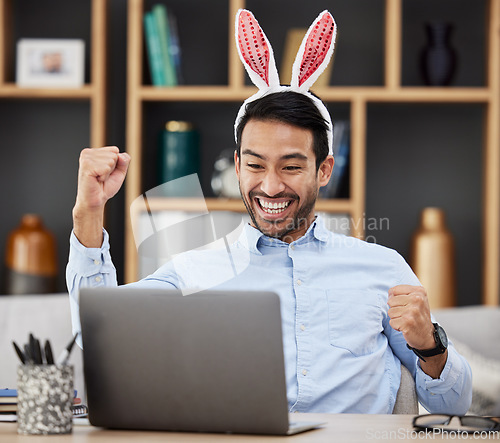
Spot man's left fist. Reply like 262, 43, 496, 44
387, 285, 435, 350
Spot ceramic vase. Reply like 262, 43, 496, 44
420, 22, 457, 86
410, 207, 456, 309
158, 120, 200, 196
3, 214, 58, 295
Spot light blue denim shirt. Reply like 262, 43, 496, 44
67, 216, 472, 414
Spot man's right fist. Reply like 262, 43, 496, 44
75, 146, 131, 212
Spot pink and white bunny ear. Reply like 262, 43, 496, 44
291, 11, 337, 92
235, 9, 280, 90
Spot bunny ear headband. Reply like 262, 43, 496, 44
234, 9, 337, 155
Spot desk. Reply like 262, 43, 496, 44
1, 414, 499, 442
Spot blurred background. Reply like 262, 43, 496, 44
0, 0, 492, 306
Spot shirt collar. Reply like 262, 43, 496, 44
238, 215, 329, 254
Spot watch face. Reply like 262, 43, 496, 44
436, 325, 448, 348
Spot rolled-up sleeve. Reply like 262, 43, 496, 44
66, 229, 118, 346
388, 253, 473, 415
415, 344, 472, 414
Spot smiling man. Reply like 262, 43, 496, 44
66, 8, 472, 416
235, 94, 333, 243
67, 89, 472, 415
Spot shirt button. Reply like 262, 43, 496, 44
296, 279, 302, 286
94, 259, 101, 265
300, 324, 306, 331
302, 369, 308, 376
94, 276, 102, 283
290, 244, 295, 250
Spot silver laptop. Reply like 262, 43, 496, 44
79, 287, 324, 435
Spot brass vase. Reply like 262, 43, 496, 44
3, 214, 58, 295
410, 207, 456, 309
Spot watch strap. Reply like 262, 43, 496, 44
407, 323, 447, 362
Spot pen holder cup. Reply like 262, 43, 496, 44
17, 364, 74, 435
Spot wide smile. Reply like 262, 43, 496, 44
254, 197, 294, 219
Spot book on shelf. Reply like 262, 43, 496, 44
167, 10, 183, 84
144, 11, 166, 86
319, 120, 350, 199
144, 4, 179, 87
152, 4, 177, 87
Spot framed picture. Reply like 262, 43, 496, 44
16, 39, 85, 88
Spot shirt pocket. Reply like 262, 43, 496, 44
326, 290, 386, 357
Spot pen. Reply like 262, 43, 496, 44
44, 340, 54, 365
24, 344, 33, 365
12, 341, 25, 364
56, 333, 78, 366
34, 337, 43, 365
29, 333, 36, 363
28, 333, 44, 365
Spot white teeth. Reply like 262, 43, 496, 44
258, 199, 291, 214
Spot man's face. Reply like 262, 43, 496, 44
235, 119, 333, 243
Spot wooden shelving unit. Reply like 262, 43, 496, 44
0, 0, 108, 150
125, 0, 500, 305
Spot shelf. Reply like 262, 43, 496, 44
2, 83, 489, 103
125, 0, 500, 305
319, 87, 492, 103
138, 85, 492, 104
0, 83, 94, 100
139, 197, 353, 214
139, 86, 255, 102
0, 0, 107, 150
0, 0, 109, 293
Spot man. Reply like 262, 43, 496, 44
67, 90, 472, 415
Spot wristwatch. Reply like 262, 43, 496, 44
406, 323, 448, 362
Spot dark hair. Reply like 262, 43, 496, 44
235, 91, 330, 170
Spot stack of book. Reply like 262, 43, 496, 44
0, 388, 88, 419
0, 389, 16, 413
144, 4, 181, 87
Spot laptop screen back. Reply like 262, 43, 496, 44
79, 287, 290, 434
